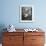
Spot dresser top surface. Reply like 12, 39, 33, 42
3, 29, 45, 32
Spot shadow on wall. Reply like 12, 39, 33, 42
0, 24, 7, 43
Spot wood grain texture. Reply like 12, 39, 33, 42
24, 32, 45, 46
2, 32, 23, 46
2, 31, 45, 46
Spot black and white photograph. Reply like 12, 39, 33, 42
22, 7, 32, 20
20, 5, 34, 22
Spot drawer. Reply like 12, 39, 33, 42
3, 32, 23, 36
24, 32, 44, 36
3, 44, 15, 46
3, 43, 23, 46
32, 36, 45, 44
31, 44, 44, 46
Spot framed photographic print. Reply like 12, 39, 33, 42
20, 5, 34, 22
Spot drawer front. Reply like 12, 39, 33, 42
32, 44, 44, 46
3, 43, 23, 46
3, 32, 23, 36
24, 32, 44, 36
32, 36, 45, 44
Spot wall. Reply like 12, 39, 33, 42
0, 0, 46, 29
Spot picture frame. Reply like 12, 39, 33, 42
20, 5, 34, 22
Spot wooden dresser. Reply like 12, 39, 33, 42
2, 30, 45, 46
